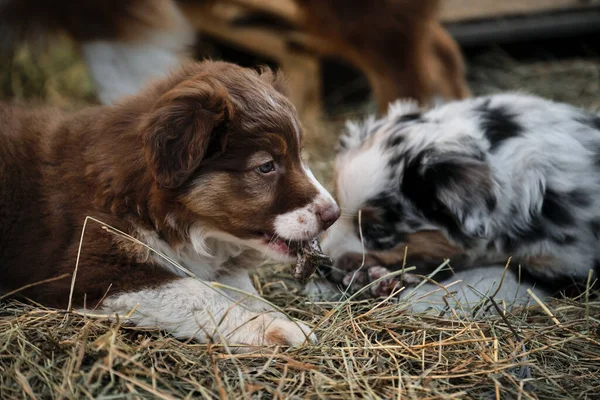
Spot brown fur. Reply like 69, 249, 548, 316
373, 231, 464, 266
0, 0, 185, 48
0, 60, 318, 309
0, 0, 468, 111
265, 327, 294, 346
295, 0, 470, 111
328, 230, 465, 283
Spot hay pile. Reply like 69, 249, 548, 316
1, 271, 599, 399
2, 38, 600, 399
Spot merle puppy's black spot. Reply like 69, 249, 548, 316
574, 114, 600, 166
477, 102, 522, 151
388, 153, 404, 167
401, 153, 476, 248
361, 223, 407, 251
500, 188, 584, 251
386, 135, 404, 148
485, 193, 497, 212
551, 234, 577, 246
576, 114, 600, 131
396, 112, 422, 123
355, 193, 406, 251
500, 196, 581, 251
498, 216, 547, 252
590, 219, 600, 239
541, 189, 576, 226
366, 194, 403, 223
385, 113, 424, 149
568, 190, 592, 208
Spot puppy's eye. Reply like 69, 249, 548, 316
257, 161, 276, 174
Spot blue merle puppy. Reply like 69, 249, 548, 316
314, 93, 600, 310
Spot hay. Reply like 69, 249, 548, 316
2, 37, 600, 399
467, 49, 600, 112
1, 273, 599, 399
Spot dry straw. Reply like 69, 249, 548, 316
1, 211, 599, 399
1, 275, 599, 399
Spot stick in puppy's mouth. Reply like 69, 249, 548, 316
290, 238, 333, 281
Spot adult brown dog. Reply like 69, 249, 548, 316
294, 0, 470, 110
0, 0, 469, 110
0, 60, 340, 350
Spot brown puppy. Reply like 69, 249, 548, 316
0, 60, 340, 349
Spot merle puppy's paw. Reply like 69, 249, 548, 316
340, 265, 423, 298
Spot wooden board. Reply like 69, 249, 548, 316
194, 0, 600, 24
441, 0, 600, 22
226, 0, 299, 22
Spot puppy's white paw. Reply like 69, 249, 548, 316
263, 317, 317, 347
367, 266, 400, 297
228, 314, 317, 352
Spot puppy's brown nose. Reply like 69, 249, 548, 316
317, 203, 341, 230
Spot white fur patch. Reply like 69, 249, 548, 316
99, 277, 316, 350
400, 266, 548, 315
321, 139, 389, 259
387, 98, 420, 116
320, 217, 364, 262
273, 164, 338, 240
336, 143, 389, 215
273, 205, 319, 240
304, 163, 336, 205
137, 226, 226, 280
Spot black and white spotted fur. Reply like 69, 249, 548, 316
318, 93, 600, 309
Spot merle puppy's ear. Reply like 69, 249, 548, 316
141, 77, 233, 189
387, 98, 421, 118
337, 99, 422, 153
403, 149, 497, 240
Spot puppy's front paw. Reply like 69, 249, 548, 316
340, 266, 423, 298
330, 252, 379, 283
264, 317, 317, 347
224, 313, 316, 352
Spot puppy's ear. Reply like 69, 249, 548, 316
258, 66, 289, 97
337, 117, 377, 153
141, 77, 233, 189
338, 99, 423, 153
404, 150, 497, 240
387, 99, 421, 118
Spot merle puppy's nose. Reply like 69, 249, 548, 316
317, 202, 341, 230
